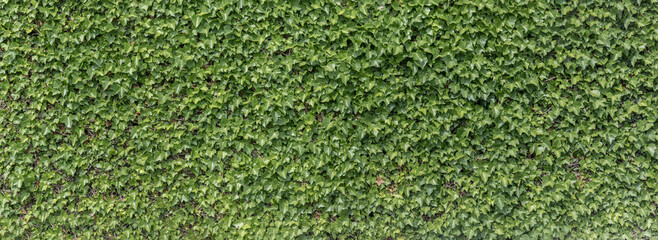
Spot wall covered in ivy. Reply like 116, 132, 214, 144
1, 0, 657, 239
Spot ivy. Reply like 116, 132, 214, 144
1, 0, 657, 239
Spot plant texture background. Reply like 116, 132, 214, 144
1, 0, 658, 239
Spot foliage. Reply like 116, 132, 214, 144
1, 0, 658, 239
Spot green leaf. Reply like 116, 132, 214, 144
65, 116, 72, 128
411, 52, 428, 68
590, 89, 601, 97
192, 15, 202, 28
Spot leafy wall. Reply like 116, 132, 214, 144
1, 0, 657, 239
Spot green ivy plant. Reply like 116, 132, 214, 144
1, 0, 657, 239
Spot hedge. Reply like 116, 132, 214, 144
1, 0, 657, 239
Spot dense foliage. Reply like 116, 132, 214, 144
1, 0, 658, 239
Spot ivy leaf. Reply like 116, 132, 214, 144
590, 89, 601, 97
192, 15, 202, 28
411, 52, 428, 68
65, 116, 72, 128
375, 176, 385, 186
